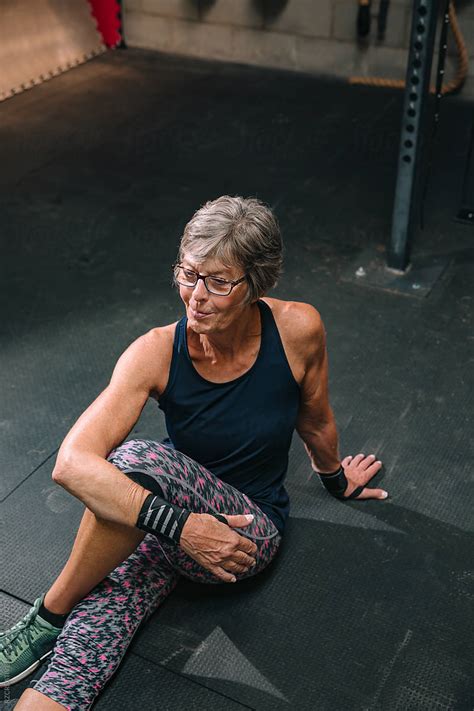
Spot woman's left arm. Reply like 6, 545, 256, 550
294, 304, 388, 501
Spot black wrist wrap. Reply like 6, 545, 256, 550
136, 493, 191, 544
318, 466, 348, 499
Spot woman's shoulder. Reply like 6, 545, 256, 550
260, 298, 324, 385
260, 297, 324, 341
147, 321, 179, 341
142, 321, 180, 399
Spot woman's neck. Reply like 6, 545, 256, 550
193, 302, 261, 362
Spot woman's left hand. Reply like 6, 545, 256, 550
341, 453, 388, 500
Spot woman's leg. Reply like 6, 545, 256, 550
27, 439, 282, 710
26, 533, 180, 711
84, 435, 283, 587
42, 432, 280, 613
110, 439, 283, 583
43, 510, 146, 615
9, 688, 67, 710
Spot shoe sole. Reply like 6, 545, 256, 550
0, 648, 54, 688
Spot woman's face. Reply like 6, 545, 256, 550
178, 251, 251, 335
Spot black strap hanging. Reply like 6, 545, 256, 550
377, 0, 390, 40
357, 0, 372, 38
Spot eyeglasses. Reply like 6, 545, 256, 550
173, 263, 247, 296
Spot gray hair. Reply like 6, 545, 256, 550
177, 195, 283, 304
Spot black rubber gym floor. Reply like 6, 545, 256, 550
1, 48, 473, 710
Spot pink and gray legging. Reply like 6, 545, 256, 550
29, 439, 282, 711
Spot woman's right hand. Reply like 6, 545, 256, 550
179, 512, 258, 583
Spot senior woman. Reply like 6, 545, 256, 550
1, 195, 387, 710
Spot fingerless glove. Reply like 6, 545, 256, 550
318, 465, 348, 498
318, 466, 365, 500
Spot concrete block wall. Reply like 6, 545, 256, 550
122, 1, 473, 92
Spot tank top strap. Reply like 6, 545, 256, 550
255, 299, 297, 385
175, 314, 187, 354
159, 315, 186, 403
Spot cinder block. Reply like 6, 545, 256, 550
140, 0, 199, 21
462, 75, 474, 100
175, 18, 234, 57
368, 43, 416, 79
378, 2, 409, 49
459, 0, 474, 21
295, 33, 408, 81
123, 10, 297, 70
231, 25, 297, 70
124, 11, 237, 60
123, 11, 179, 52
122, 0, 143, 12
264, 0, 332, 40
294, 35, 357, 77
446, 15, 474, 59
332, 1, 358, 42
199, 0, 263, 29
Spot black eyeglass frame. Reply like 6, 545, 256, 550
172, 263, 247, 296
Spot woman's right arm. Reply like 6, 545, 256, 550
52, 328, 170, 527
53, 327, 258, 579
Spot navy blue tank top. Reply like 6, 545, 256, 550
157, 299, 301, 534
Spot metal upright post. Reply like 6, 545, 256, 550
388, 0, 440, 272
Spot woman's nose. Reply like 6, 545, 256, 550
192, 278, 208, 299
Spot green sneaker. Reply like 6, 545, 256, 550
0, 594, 63, 687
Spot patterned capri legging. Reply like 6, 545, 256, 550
29, 439, 282, 710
